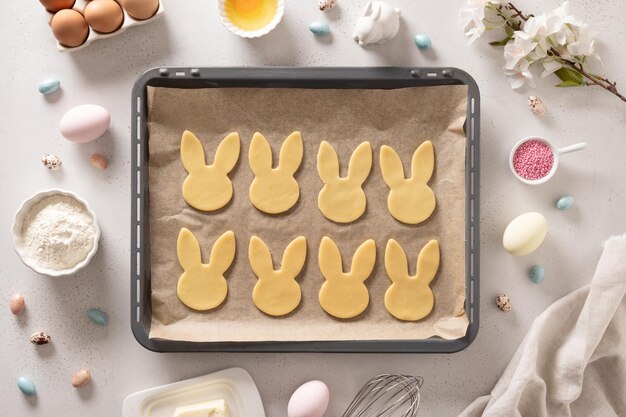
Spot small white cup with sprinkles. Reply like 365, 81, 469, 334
509, 137, 587, 185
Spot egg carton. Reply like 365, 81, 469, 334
44, 0, 164, 52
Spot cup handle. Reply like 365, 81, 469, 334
557, 142, 587, 155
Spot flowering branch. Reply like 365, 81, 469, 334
461, 1, 626, 103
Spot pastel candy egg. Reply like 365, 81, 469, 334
503, 212, 547, 256
309, 21, 330, 36
529, 264, 545, 283
414, 34, 431, 49
288, 380, 330, 417
17, 376, 36, 396
88, 307, 109, 326
556, 195, 574, 211
59, 104, 110, 143
38, 78, 61, 95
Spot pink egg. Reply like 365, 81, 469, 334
59, 104, 110, 143
288, 380, 330, 417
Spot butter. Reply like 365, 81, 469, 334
172, 399, 230, 417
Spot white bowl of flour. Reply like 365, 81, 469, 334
12, 189, 101, 277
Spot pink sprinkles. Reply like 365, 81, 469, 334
513, 139, 554, 180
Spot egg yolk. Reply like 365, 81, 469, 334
225, 0, 277, 31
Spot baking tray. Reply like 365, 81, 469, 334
130, 67, 480, 353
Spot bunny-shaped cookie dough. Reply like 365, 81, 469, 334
380, 141, 436, 225
249, 236, 307, 316
317, 141, 372, 223
318, 237, 376, 319
384, 239, 440, 321
181, 130, 240, 212
176, 227, 236, 311
249, 132, 304, 214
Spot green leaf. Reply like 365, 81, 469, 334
554, 67, 584, 84
505, 25, 514, 36
489, 36, 513, 46
556, 80, 586, 87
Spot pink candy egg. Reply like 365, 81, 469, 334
59, 104, 110, 143
288, 380, 330, 417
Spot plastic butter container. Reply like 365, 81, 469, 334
122, 368, 265, 417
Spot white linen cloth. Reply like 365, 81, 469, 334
459, 233, 626, 417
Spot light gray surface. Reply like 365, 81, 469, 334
1, 1, 624, 416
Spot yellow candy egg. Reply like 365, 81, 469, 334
503, 212, 547, 256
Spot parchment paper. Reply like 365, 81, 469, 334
147, 85, 469, 342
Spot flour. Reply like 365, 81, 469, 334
21, 195, 96, 271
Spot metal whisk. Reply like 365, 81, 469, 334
342, 374, 423, 417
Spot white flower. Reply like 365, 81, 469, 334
504, 58, 535, 89
550, 1, 582, 29
541, 59, 562, 78
460, 0, 501, 44
504, 34, 537, 70
567, 24, 597, 57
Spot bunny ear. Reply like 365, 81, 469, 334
213, 132, 240, 174
249, 132, 273, 176
350, 239, 376, 283
416, 240, 440, 285
373, 3, 382, 20
384, 239, 409, 283
281, 236, 307, 277
208, 231, 236, 274
411, 141, 435, 183
318, 236, 343, 280
363, 1, 373, 15
177, 227, 203, 271
181, 131, 207, 174
380, 145, 405, 188
347, 142, 372, 185
317, 141, 340, 184
249, 235, 273, 277
278, 131, 304, 175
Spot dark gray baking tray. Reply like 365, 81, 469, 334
130, 67, 480, 353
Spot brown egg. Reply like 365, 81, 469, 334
51, 9, 89, 48
39, 0, 75, 13
85, 0, 124, 34
121, 0, 159, 20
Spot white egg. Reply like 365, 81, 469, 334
503, 212, 547, 256
59, 104, 110, 143
288, 380, 330, 417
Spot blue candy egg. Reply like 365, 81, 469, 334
17, 376, 36, 396
414, 34, 432, 50
88, 307, 109, 326
556, 195, 574, 211
38, 78, 61, 95
529, 265, 545, 283
309, 21, 330, 36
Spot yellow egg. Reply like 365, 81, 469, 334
224, 0, 278, 31
85, 0, 124, 34
50, 9, 89, 48
502, 212, 547, 256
